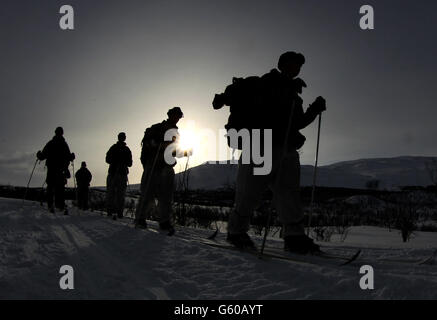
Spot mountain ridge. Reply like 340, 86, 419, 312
173, 156, 437, 190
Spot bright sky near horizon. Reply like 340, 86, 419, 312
1, 0, 436, 187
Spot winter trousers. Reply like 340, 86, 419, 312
77, 186, 89, 210
106, 172, 127, 216
46, 169, 66, 210
135, 165, 175, 224
228, 149, 304, 238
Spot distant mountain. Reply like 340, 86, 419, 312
175, 156, 437, 190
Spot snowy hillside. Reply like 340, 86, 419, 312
175, 156, 436, 190
1, 197, 437, 299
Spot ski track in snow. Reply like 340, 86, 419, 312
0, 197, 436, 299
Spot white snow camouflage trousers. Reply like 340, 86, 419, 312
228, 149, 305, 237
135, 165, 175, 224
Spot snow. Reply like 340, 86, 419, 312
1, 197, 437, 299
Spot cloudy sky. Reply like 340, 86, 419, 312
1, 0, 436, 187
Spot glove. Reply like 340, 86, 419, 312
184, 148, 193, 157
36, 151, 43, 160
213, 94, 226, 110
70, 153, 76, 161
309, 96, 326, 114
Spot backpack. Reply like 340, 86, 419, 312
140, 123, 162, 165
213, 76, 267, 149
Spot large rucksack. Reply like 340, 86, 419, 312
140, 123, 162, 165
213, 76, 267, 149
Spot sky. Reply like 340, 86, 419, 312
1, 0, 436, 187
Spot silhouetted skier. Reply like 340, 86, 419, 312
75, 161, 92, 210
135, 107, 189, 235
214, 52, 326, 253
105, 132, 132, 220
37, 127, 75, 214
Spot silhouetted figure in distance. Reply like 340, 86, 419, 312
37, 126, 75, 214
105, 132, 132, 220
75, 161, 92, 210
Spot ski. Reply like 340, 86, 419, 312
369, 249, 437, 265
418, 250, 437, 265
118, 217, 436, 266
263, 245, 362, 266
190, 237, 361, 266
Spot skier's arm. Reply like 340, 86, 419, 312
36, 150, 45, 161
38, 142, 50, 160
298, 96, 326, 129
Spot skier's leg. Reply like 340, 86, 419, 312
156, 167, 175, 224
106, 174, 115, 215
135, 168, 151, 221
46, 183, 54, 210
83, 187, 89, 210
116, 174, 127, 218
46, 171, 54, 210
228, 162, 268, 235
271, 150, 305, 237
55, 172, 66, 210
77, 187, 86, 209
77, 187, 83, 209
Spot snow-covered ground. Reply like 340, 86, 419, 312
1, 197, 436, 300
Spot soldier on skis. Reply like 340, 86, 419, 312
105, 132, 133, 220
213, 52, 326, 253
37, 126, 75, 214
75, 161, 92, 210
135, 107, 190, 235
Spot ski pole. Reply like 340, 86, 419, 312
260, 100, 296, 256
23, 159, 39, 204
183, 155, 190, 190
180, 155, 190, 222
307, 113, 322, 236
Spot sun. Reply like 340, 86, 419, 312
178, 123, 201, 156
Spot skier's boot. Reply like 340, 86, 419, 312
284, 234, 320, 254
134, 219, 148, 229
64, 208, 69, 216
49, 207, 55, 214
112, 214, 117, 221
159, 221, 175, 236
226, 232, 256, 250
